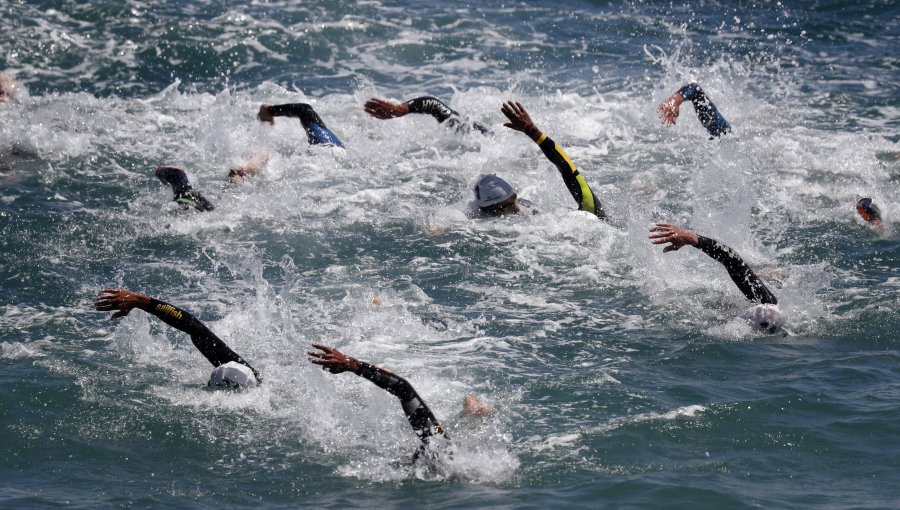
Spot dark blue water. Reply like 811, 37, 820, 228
2, 1, 899, 508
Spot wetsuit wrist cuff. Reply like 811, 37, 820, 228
534, 133, 547, 144
695, 235, 714, 250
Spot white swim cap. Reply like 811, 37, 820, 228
208, 361, 258, 388
740, 304, 784, 334
474, 174, 515, 208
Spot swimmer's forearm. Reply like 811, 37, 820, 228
405, 97, 457, 123
145, 297, 199, 333
677, 83, 731, 137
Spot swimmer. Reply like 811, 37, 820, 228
364, 96, 492, 135
856, 197, 884, 234
257, 102, 344, 148
155, 153, 267, 210
155, 166, 215, 212
657, 83, 731, 138
308, 344, 448, 454
649, 223, 783, 333
0, 74, 21, 104
94, 289, 261, 387
500, 101, 607, 220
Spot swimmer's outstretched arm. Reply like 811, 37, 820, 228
649, 224, 777, 304
501, 101, 607, 220
95, 289, 261, 382
257, 103, 344, 147
364, 96, 492, 135
308, 344, 447, 443
657, 83, 731, 138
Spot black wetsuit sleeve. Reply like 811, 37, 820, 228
155, 166, 214, 211
404, 96, 492, 135
145, 298, 261, 382
355, 362, 445, 443
694, 236, 778, 305
266, 103, 344, 147
677, 83, 731, 138
535, 134, 607, 220
176, 190, 215, 212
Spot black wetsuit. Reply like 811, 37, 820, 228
405, 96, 492, 135
695, 236, 778, 305
266, 103, 344, 147
354, 361, 445, 444
533, 134, 607, 220
145, 298, 262, 383
155, 166, 215, 212
677, 83, 731, 138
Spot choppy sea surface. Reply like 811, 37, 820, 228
2, 1, 899, 508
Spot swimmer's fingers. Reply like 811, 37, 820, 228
501, 101, 535, 132
310, 343, 339, 355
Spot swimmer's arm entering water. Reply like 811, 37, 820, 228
657, 83, 731, 138
94, 289, 261, 382
501, 101, 607, 220
154, 166, 215, 211
364, 96, 492, 135
649, 224, 778, 304
308, 344, 447, 443
258, 103, 344, 147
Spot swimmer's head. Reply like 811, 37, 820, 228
208, 361, 258, 389
856, 198, 882, 223
474, 174, 519, 216
0, 75, 21, 103
740, 304, 784, 335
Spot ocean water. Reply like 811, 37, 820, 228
2, 0, 899, 508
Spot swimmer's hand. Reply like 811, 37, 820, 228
364, 98, 410, 119
95, 289, 151, 319
257, 104, 275, 124
307, 344, 361, 374
649, 223, 699, 252
501, 101, 543, 141
657, 92, 684, 126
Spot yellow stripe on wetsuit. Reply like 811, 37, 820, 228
534, 134, 602, 218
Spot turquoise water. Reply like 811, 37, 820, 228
2, 1, 899, 508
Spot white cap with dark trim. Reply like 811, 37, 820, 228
474, 174, 515, 208
208, 361, 257, 388
740, 304, 785, 334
